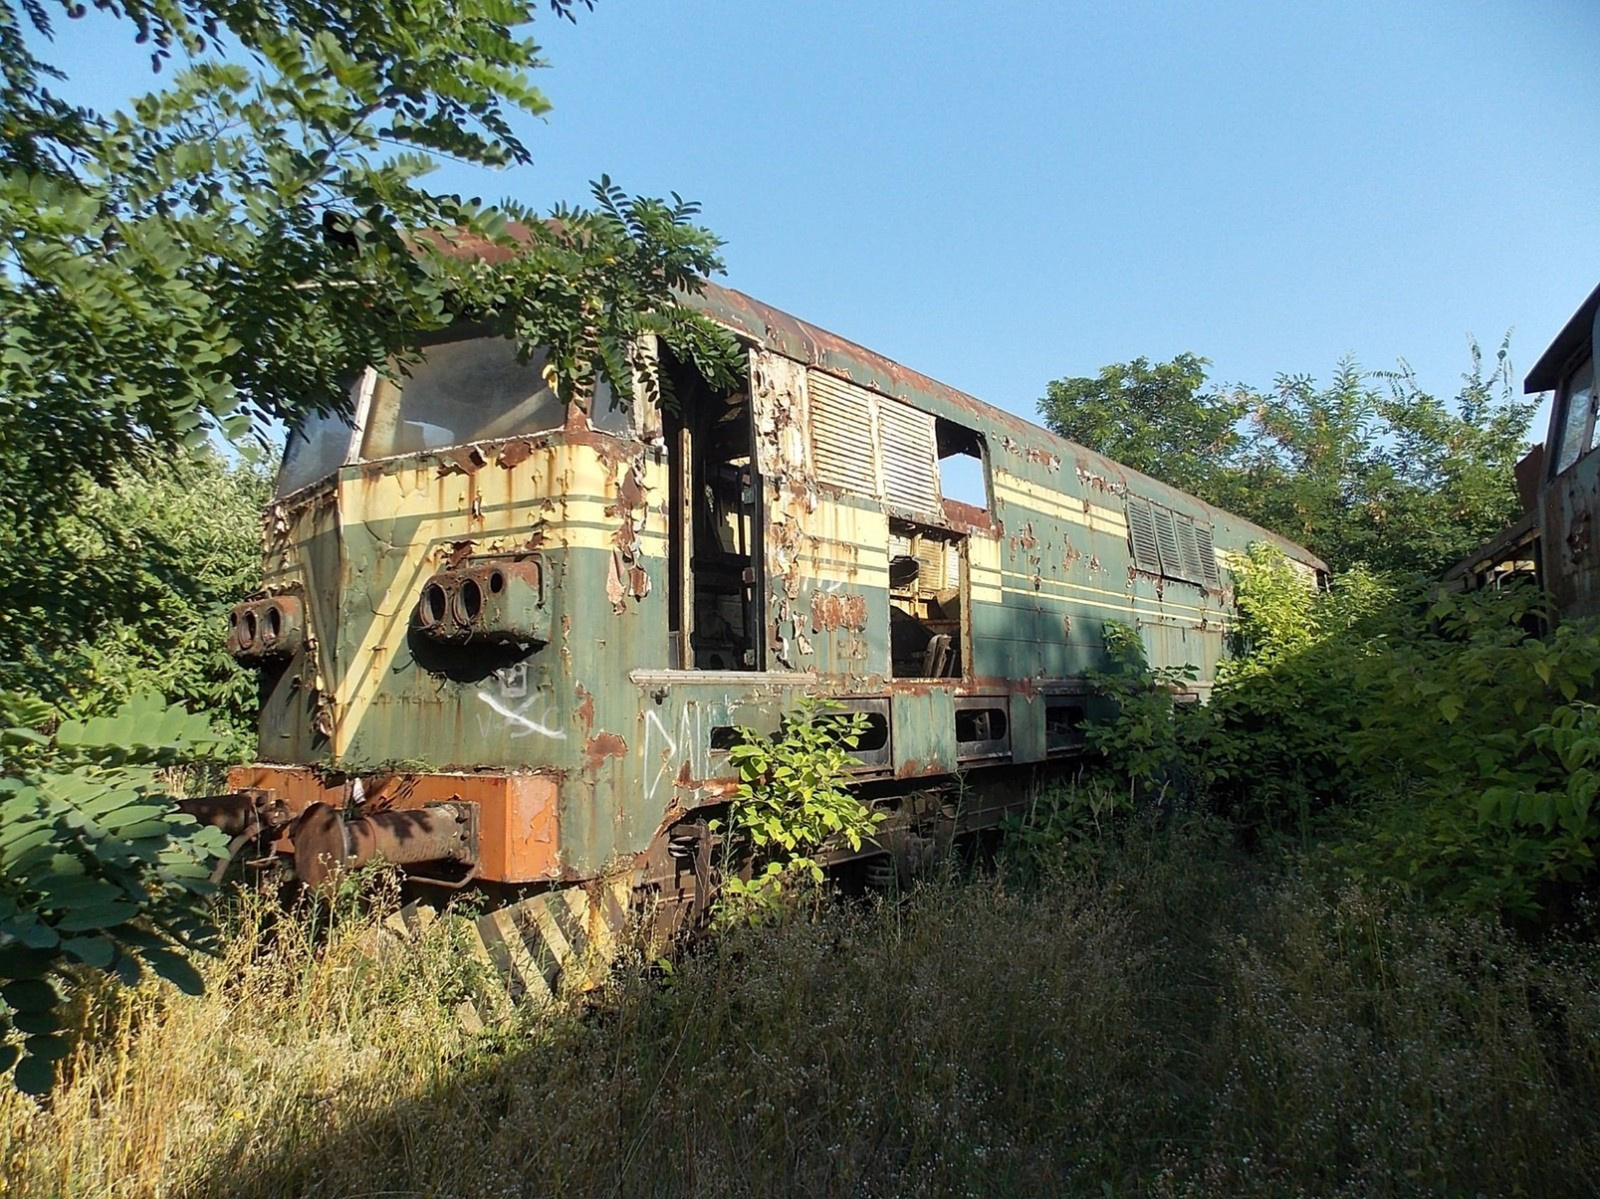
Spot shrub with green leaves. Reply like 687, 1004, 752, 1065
1084, 621, 1212, 806
1073, 545, 1600, 922
716, 698, 885, 924
0, 449, 269, 753
1, 692, 231, 1094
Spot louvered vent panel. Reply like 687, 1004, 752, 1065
1195, 525, 1220, 586
1126, 496, 1163, 574
877, 398, 940, 514
1175, 517, 1205, 584
914, 536, 949, 590
808, 372, 878, 495
1151, 506, 1181, 576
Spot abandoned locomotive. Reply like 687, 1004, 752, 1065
211, 278, 1324, 995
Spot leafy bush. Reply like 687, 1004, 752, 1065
0, 449, 267, 751
1083, 621, 1212, 806
1, 692, 231, 1093
1343, 588, 1600, 919
716, 698, 884, 923
1080, 546, 1600, 922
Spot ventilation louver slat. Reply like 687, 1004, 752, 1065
877, 397, 940, 514
1151, 505, 1181, 578
809, 373, 877, 496
1126, 496, 1163, 574
1195, 524, 1220, 586
1175, 516, 1205, 584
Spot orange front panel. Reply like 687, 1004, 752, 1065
225, 765, 562, 885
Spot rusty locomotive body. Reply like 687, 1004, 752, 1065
1448, 283, 1600, 615
215, 280, 1324, 992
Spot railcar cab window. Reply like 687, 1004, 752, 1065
1551, 353, 1597, 476
276, 405, 358, 498
362, 337, 567, 461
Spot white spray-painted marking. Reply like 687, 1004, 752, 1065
476, 689, 565, 740
642, 708, 678, 800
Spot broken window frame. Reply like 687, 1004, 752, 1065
664, 348, 764, 672
359, 335, 571, 463
888, 519, 968, 680
274, 371, 372, 499
935, 419, 992, 514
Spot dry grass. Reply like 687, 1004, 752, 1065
4, 822, 1600, 1198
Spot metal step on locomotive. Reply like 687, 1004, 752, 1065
194, 241, 1326, 1000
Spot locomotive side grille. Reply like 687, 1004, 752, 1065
1151, 505, 1182, 577
808, 370, 939, 515
1175, 515, 1206, 584
809, 372, 878, 495
877, 398, 940, 514
1194, 523, 1220, 586
1126, 496, 1163, 574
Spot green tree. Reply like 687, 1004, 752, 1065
0, 450, 269, 749
0, 0, 738, 542
1040, 343, 1535, 575
1037, 353, 1249, 498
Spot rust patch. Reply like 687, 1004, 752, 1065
618, 462, 647, 509
811, 591, 868, 632
1569, 510, 1591, 563
574, 683, 595, 734
498, 439, 534, 468
606, 551, 626, 612
444, 540, 476, 570
438, 446, 487, 477
1020, 522, 1037, 551
630, 563, 652, 598
584, 732, 628, 773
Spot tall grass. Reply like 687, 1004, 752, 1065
4, 821, 1599, 1197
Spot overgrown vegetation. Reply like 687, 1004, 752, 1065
4, 826, 1598, 1196
1025, 551, 1600, 926
716, 699, 883, 923
1039, 341, 1534, 574
0, 692, 232, 1094
0, 451, 268, 748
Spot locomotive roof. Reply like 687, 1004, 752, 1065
1525, 281, 1600, 394
419, 222, 1323, 570
683, 279, 1327, 572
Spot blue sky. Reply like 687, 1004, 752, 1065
36, 0, 1600, 442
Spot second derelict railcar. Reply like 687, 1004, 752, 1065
210, 267, 1325, 994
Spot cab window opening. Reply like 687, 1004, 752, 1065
362, 337, 566, 461
936, 419, 989, 512
888, 519, 965, 679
